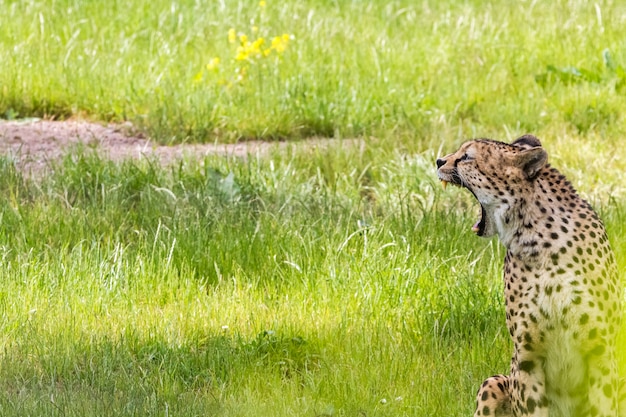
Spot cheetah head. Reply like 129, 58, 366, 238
436, 135, 548, 237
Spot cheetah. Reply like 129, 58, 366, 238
436, 135, 623, 417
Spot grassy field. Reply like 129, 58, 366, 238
0, 0, 626, 416
1, 0, 626, 142
0, 144, 622, 417
0, 147, 504, 416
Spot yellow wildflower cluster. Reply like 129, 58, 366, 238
233, 32, 291, 61
194, 1, 293, 86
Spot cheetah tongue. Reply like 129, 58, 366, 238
471, 205, 486, 236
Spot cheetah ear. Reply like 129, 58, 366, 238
511, 134, 542, 149
516, 146, 548, 179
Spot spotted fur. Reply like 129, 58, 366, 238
436, 135, 623, 417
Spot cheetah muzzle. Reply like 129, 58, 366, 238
437, 135, 623, 417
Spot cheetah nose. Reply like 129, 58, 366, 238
436, 158, 446, 168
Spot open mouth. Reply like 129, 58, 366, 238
440, 179, 486, 236
472, 205, 486, 236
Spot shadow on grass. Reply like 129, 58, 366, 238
0, 329, 323, 416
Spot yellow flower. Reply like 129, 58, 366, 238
251, 37, 265, 54
271, 35, 288, 53
206, 57, 220, 71
228, 28, 236, 43
259, 0, 266, 7
235, 46, 249, 61
239, 34, 248, 45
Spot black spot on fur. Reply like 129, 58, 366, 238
579, 313, 589, 325
519, 361, 535, 372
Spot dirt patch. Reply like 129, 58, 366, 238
0, 119, 359, 174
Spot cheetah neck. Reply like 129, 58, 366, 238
493, 166, 583, 263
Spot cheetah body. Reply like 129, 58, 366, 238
436, 136, 622, 417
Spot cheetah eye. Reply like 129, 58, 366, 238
459, 153, 474, 162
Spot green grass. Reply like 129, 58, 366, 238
1, 0, 626, 416
1, 0, 626, 142
0, 149, 511, 416
0, 143, 621, 416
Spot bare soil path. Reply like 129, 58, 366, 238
0, 119, 356, 173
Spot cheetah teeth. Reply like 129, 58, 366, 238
441, 180, 448, 190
